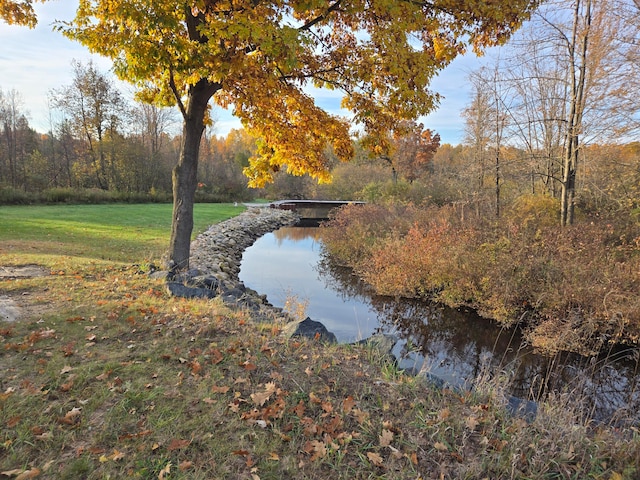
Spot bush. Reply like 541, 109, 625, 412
322, 199, 640, 355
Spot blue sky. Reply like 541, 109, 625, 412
0, 1, 491, 145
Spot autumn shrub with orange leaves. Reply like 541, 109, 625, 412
322, 197, 640, 355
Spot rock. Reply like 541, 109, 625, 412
164, 207, 299, 313
165, 281, 217, 299
356, 333, 399, 357
286, 317, 337, 344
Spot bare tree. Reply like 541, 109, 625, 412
51, 60, 128, 190
476, 0, 640, 224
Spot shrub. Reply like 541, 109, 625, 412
322, 199, 640, 355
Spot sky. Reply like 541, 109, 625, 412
0, 1, 492, 145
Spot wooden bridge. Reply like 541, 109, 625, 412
270, 199, 365, 226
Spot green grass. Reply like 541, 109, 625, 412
0, 203, 245, 263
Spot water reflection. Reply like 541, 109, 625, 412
240, 227, 640, 425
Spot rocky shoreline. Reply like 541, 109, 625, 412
160, 207, 302, 322
161, 206, 380, 344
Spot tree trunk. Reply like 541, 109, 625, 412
168, 79, 220, 272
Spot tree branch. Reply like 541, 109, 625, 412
298, 0, 346, 31
169, 68, 187, 119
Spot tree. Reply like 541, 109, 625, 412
390, 122, 441, 184
51, 60, 128, 190
0, 88, 36, 189
4, 0, 539, 271
479, 0, 640, 225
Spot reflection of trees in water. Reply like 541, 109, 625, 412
272, 226, 324, 244
316, 235, 640, 424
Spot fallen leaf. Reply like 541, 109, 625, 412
367, 451, 384, 467
304, 440, 327, 460
292, 400, 305, 417
466, 415, 479, 430
14, 468, 41, 480
178, 461, 193, 471
95, 371, 111, 381
250, 382, 276, 406
110, 449, 125, 461
167, 439, 190, 451
379, 429, 394, 447
342, 396, 355, 413
60, 365, 73, 374
7, 416, 21, 428
58, 407, 82, 425
211, 385, 230, 394
158, 462, 171, 480
268, 452, 280, 461
309, 392, 321, 404
388, 445, 403, 459
434, 441, 448, 452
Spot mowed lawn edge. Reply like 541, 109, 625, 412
0, 203, 245, 264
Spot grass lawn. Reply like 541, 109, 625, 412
0, 203, 244, 264
0, 204, 639, 479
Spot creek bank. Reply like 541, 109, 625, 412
159, 207, 299, 324
161, 208, 537, 421
161, 207, 399, 349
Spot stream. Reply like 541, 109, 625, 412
239, 226, 640, 425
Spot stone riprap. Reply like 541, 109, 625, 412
162, 206, 303, 325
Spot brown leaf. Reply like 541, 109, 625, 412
189, 360, 202, 376
7, 416, 21, 428
95, 371, 112, 381
58, 407, 82, 425
291, 400, 305, 417
158, 462, 171, 480
15, 469, 41, 480
167, 439, 190, 451
211, 385, 230, 394
178, 461, 193, 471
367, 451, 384, 467
379, 428, 394, 447
434, 441, 448, 452
304, 440, 327, 460
438, 408, 451, 421
250, 382, 276, 406
465, 415, 479, 430
342, 395, 355, 413
110, 449, 125, 461
320, 401, 333, 413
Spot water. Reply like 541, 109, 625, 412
240, 226, 640, 424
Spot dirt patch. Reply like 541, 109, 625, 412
1, 265, 51, 322
0, 265, 50, 278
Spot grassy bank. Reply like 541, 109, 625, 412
1, 204, 639, 479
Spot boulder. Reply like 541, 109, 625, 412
286, 317, 337, 344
